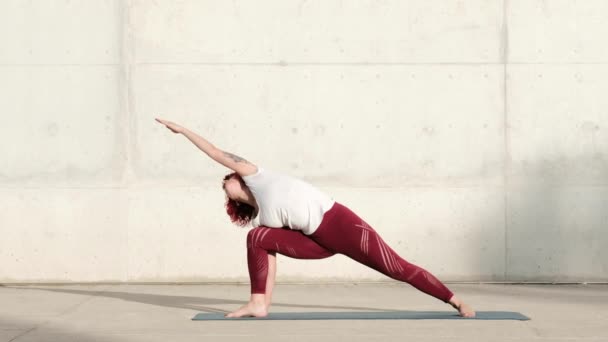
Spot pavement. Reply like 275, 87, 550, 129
0, 283, 606, 341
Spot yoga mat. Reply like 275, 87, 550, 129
192, 310, 530, 321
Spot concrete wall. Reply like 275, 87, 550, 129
1, 0, 606, 284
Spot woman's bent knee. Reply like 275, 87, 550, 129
246, 227, 269, 248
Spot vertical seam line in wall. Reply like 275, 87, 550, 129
120, 0, 134, 282
502, 0, 509, 282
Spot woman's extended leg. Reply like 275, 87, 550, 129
225, 226, 335, 318
310, 202, 475, 317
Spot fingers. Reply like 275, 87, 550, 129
156, 118, 176, 127
155, 118, 181, 134
155, 118, 171, 124
155, 118, 171, 128
155, 118, 168, 127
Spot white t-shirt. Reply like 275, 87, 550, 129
242, 167, 335, 235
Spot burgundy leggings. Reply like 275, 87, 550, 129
246, 202, 454, 303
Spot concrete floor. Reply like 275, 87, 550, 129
0, 283, 606, 342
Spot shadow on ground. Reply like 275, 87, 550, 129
2, 285, 401, 314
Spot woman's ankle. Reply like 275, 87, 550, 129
250, 293, 266, 304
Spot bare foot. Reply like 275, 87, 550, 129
225, 301, 268, 318
449, 296, 476, 318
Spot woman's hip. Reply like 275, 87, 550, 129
309, 202, 370, 245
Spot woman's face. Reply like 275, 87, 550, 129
222, 177, 242, 201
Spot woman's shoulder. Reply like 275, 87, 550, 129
242, 166, 264, 178
241, 167, 267, 187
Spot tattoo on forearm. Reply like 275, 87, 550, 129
223, 151, 249, 164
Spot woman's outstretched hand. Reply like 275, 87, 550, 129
155, 118, 185, 134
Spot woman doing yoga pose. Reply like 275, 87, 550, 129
155, 118, 475, 319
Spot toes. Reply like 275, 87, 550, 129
225, 311, 241, 318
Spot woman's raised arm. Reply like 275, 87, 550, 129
155, 118, 258, 177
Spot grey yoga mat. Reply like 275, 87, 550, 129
192, 311, 530, 321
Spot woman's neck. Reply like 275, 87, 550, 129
240, 189, 258, 212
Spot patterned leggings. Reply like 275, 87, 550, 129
246, 202, 454, 303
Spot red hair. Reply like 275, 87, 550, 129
222, 172, 255, 227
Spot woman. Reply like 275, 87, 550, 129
156, 118, 475, 319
